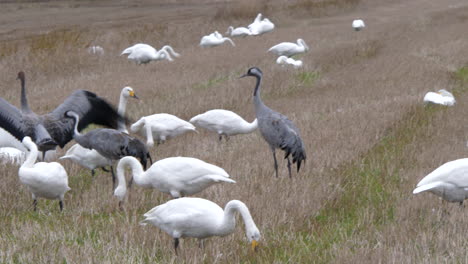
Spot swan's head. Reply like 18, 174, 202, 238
240, 67, 263, 79
276, 56, 288, 65
247, 226, 261, 251
298, 39, 309, 51
122, 86, 139, 99
22, 136, 33, 145
114, 185, 126, 201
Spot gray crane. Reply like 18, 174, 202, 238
241, 67, 306, 178
65, 111, 152, 187
0, 72, 124, 158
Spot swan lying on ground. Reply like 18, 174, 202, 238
352, 19, 366, 31
276, 56, 303, 69
226, 26, 251, 37
200, 31, 235, 47
423, 89, 455, 106
121, 43, 180, 64
248, 13, 274, 35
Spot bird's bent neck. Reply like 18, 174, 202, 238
221, 200, 257, 237
243, 119, 258, 133
22, 142, 38, 168
19, 76, 31, 113
118, 156, 145, 188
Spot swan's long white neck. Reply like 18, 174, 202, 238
219, 200, 258, 237
161, 45, 180, 57
242, 119, 258, 133
118, 91, 128, 117
22, 140, 38, 168
69, 112, 82, 137
114, 156, 146, 200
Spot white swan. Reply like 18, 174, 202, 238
352, 19, 366, 31
413, 158, 468, 205
268, 39, 309, 57
130, 113, 196, 147
226, 26, 252, 37
423, 89, 456, 106
114, 156, 235, 205
121, 43, 177, 64
276, 56, 303, 69
0, 147, 26, 165
19, 137, 70, 211
87, 45, 104, 55
140, 197, 260, 253
60, 86, 138, 175
248, 13, 274, 36
200, 31, 235, 47
190, 109, 257, 141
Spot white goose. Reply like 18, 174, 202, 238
19, 137, 70, 211
226, 26, 252, 38
189, 109, 257, 141
114, 156, 235, 206
200, 31, 235, 47
140, 197, 260, 253
423, 89, 456, 106
413, 158, 468, 205
276, 56, 303, 69
130, 113, 196, 147
121, 43, 179, 64
60, 86, 138, 175
352, 19, 366, 31
248, 13, 274, 36
269, 39, 309, 57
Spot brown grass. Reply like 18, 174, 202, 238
1, 0, 468, 262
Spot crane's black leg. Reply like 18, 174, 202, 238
174, 238, 180, 255
272, 149, 278, 178
42, 151, 46, 161
91, 169, 95, 177
33, 199, 37, 212
110, 166, 116, 190
198, 239, 204, 249
287, 156, 292, 178
101, 167, 110, 173
218, 134, 223, 142
59, 200, 63, 212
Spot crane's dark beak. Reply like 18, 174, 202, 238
239, 73, 248, 78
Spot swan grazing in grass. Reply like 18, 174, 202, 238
0, 147, 26, 165
121, 43, 179, 64
140, 197, 260, 254
60, 87, 139, 176
352, 19, 366, 31
423, 89, 455, 106
226, 26, 251, 37
114, 156, 235, 206
276, 56, 303, 69
130, 114, 196, 147
268, 39, 309, 57
413, 158, 468, 205
19, 137, 70, 211
200, 31, 235, 47
248, 13, 274, 36
189, 109, 257, 141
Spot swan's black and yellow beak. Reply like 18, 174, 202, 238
251, 240, 259, 252
129, 90, 139, 99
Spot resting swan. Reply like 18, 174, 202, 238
121, 43, 179, 64
226, 26, 252, 37
200, 31, 235, 47
19, 137, 70, 211
248, 13, 274, 36
140, 197, 260, 254
276, 56, 303, 69
268, 39, 309, 57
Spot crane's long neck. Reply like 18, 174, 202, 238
221, 200, 258, 237
253, 75, 265, 113
22, 141, 38, 168
114, 157, 146, 200
20, 76, 31, 113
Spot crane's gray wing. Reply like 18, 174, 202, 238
0, 98, 25, 141
270, 114, 306, 171
85, 128, 130, 160
44, 90, 125, 148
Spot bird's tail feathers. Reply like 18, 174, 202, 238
413, 181, 444, 194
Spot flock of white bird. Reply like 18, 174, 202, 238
12, 11, 467, 254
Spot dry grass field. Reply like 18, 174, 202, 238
0, 0, 468, 262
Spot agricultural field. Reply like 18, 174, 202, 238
0, 0, 468, 262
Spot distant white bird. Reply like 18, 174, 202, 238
268, 39, 309, 57
130, 113, 196, 147
200, 31, 235, 47
226, 26, 251, 37
121, 43, 179, 64
114, 156, 235, 206
87, 45, 104, 55
413, 158, 468, 205
19, 137, 70, 211
423, 89, 455, 106
140, 197, 260, 254
190, 109, 258, 141
352, 19, 366, 31
276, 56, 303, 69
0, 147, 26, 165
248, 13, 275, 35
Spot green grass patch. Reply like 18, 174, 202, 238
193, 75, 229, 91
